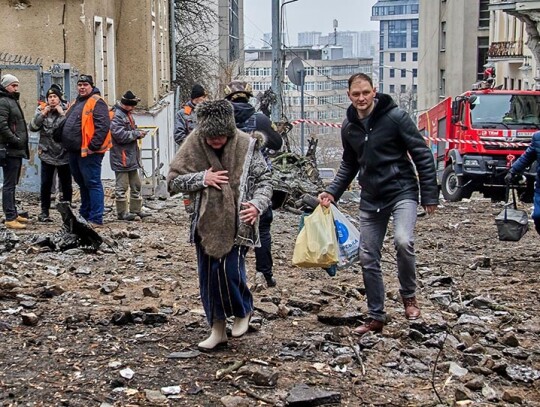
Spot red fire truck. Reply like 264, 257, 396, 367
417, 86, 539, 202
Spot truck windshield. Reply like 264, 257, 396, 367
470, 94, 540, 128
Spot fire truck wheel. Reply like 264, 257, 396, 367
441, 165, 472, 202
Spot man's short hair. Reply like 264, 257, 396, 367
348, 73, 373, 89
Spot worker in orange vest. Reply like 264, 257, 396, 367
57, 74, 111, 227
173, 84, 207, 147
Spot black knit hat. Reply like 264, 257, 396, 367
77, 74, 94, 86
190, 84, 206, 100
46, 84, 64, 100
195, 100, 237, 139
121, 90, 140, 106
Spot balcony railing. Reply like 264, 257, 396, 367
488, 41, 523, 58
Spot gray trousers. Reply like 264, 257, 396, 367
359, 199, 418, 322
114, 170, 142, 201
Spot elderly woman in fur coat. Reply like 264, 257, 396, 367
167, 99, 273, 351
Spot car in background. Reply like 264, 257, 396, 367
318, 167, 336, 187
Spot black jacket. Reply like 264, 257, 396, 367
61, 88, 110, 153
326, 93, 439, 211
0, 86, 29, 159
230, 101, 283, 151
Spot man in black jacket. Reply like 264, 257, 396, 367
224, 80, 283, 287
0, 74, 30, 229
319, 73, 439, 335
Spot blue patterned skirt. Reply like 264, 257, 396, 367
196, 242, 253, 326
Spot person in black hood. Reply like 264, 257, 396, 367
0, 74, 30, 229
224, 80, 283, 287
319, 73, 439, 335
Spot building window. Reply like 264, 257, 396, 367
401, 53, 406, 62
94, 17, 116, 102
477, 37, 489, 80
388, 20, 407, 48
411, 20, 419, 48
440, 21, 446, 51
390, 53, 395, 62
401, 69, 406, 78
411, 4, 419, 14
479, 0, 490, 28
412, 68, 417, 78
400, 84, 406, 93
390, 69, 395, 78
229, 0, 240, 61
439, 69, 446, 96
389, 84, 395, 93
412, 52, 418, 61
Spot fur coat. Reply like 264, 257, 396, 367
167, 129, 272, 258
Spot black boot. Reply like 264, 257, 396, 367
38, 212, 52, 222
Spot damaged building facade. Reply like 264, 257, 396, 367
0, 0, 175, 194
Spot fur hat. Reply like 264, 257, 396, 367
121, 90, 140, 106
195, 100, 237, 139
224, 80, 253, 101
77, 74, 94, 86
1, 74, 19, 88
190, 84, 206, 100
46, 84, 64, 100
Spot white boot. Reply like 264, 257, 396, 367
198, 320, 227, 351
232, 313, 252, 338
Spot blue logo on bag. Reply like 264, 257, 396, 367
334, 220, 349, 244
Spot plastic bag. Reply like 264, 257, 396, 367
292, 205, 339, 268
330, 205, 360, 268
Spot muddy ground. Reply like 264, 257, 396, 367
0, 191, 539, 407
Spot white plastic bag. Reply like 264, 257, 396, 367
330, 205, 360, 268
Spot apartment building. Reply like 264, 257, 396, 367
216, 0, 245, 81
243, 47, 371, 161
417, 0, 490, 112
488, 0, 539, 91
372, 0, 419, 115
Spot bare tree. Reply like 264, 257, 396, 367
174, 0, 219, 102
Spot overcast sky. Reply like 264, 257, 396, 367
244, 0, 379, 48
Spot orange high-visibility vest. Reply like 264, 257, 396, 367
81, 95, 113, 157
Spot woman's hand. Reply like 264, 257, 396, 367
204, 167, 229, 190
239, 202, 259, 225
41, 105, 51, 117
55, 105, 64, 116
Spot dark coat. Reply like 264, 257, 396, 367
0, 86, 29, 158
326, 93, 439, 211
511, 131, 540, 193
230, 101, 283, 151
28, 103, 69, 166
61, 88, 110, 153
109, 104, 143, 172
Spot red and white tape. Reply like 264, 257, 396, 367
290, 119, 531, 147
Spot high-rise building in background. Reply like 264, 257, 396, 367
298, 30, 379, 59
417, 0, 490, 112
298, 31, 322, 47
372, 0, 419, 116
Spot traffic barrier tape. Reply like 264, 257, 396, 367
290, 119, 531, 147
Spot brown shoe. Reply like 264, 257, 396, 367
5, 220, 26, 230
16, 215, 29, 223
353, 319, 384, 336
403, 296, 421, 320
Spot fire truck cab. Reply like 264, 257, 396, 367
418, 87, 539, 202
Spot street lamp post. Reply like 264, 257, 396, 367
382, 65, 416, 119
